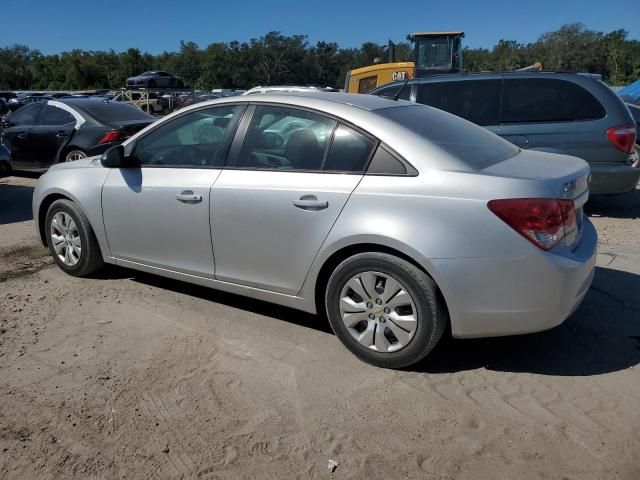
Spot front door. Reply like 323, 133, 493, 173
1, 103, 43, 169
211, 105, 377, 295
101, 104, 245, 277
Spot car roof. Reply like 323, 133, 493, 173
55, 98, 113, 107
203, 91, 406, 112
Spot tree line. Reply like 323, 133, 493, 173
0, 23, 638, 91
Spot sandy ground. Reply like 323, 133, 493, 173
0, 174, 639, 479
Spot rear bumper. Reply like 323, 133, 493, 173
589, 162, 639, 194
426, 219, 597, 338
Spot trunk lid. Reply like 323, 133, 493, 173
483, 149, 590, 202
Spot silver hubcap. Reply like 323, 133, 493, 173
65, 150, 86, 162
339, 271, 418, 353
50, 212, 81, 266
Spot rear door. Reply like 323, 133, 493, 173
498, 76, 606, 154
415, 78, 502, 134
211, 105, 377, 295
0, 103, 43, 169
30, 103, 78, 167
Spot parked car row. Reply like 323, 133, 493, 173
370, 71, 639, 195
0, 98, 154, 172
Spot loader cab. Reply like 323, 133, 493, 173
410, 32, 464, 77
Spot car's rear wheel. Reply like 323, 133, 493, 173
64, 149, 87, 162
325, 252, 447, 369
45, 199, 104, 277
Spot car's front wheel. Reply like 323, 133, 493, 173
45, 199, 104, 276
325, 252, 447, 369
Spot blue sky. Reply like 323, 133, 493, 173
2, 0, 638, 54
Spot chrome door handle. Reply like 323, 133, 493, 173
16, 133, 28, 139
292, 196, 328, 210
175, 190, 203, 203
56, 131, 69, 138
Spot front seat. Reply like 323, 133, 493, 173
285, 129, 323, 170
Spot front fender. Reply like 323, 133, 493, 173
33, 164, 112, 260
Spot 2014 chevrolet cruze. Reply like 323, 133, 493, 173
32, 93, 597, 368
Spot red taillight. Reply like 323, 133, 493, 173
606, 125, 636, 153
488, 198, 576, 251
98, 130, 130, 144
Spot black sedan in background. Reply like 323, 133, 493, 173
0, 98, 155, 171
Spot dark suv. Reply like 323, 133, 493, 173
370, 72, 639, 194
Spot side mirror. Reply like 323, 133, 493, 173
100, 145, 138, 168
1, 119, 12, 129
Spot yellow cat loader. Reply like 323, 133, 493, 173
345, 31, 464, 93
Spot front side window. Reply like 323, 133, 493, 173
501, 78, 606, 123
37, 105, 75, 126
8, 104, 41, 126
416, 79, 501, 126
134, 105, 244, 167
235, 106, 336, 171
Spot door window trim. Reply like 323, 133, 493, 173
35, 103, 79, 128
128, 103, 248, 169
224, 102, 380, 174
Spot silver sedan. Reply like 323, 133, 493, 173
32, 92, 597, 368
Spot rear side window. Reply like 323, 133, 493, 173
37, 105, 75, 126
324, 125, 376, 172
416, 79, 501, 126
377, 105, 519, 169
367, 145, 410, 175
236, 105, 336, 171
501, 78, 606, 123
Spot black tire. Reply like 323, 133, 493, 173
45, 199, 104, 277
325, 252, 447, 369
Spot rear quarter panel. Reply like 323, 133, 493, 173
301, 170, 551, 322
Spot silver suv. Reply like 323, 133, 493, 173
371, 72, 639, 194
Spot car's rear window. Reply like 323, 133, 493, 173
377, 104, 519, 169
75, 102, 154, 123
